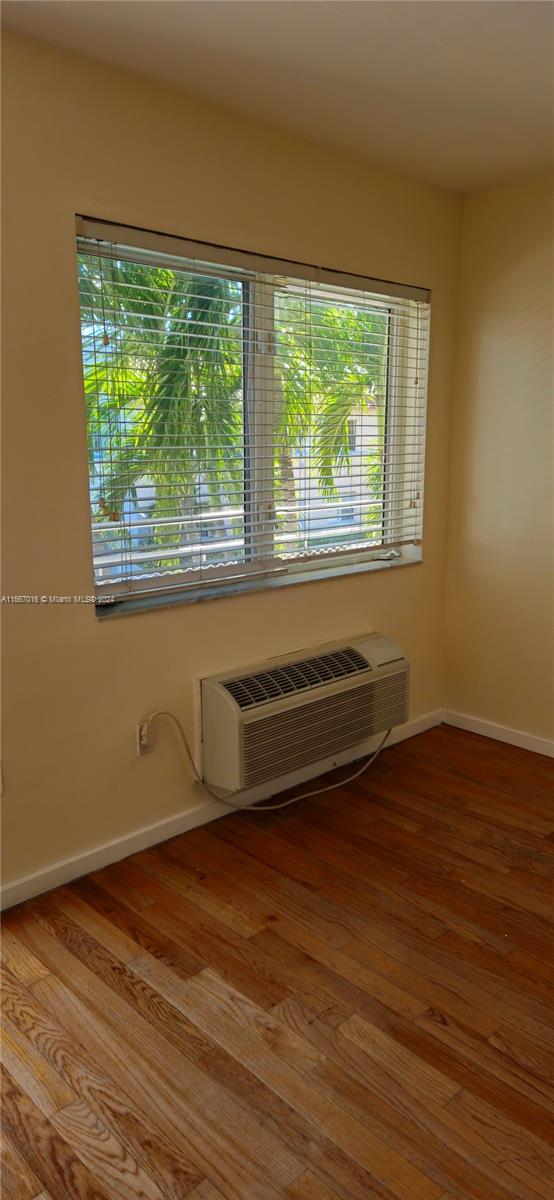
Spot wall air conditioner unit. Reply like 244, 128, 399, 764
200, 633, 409, 795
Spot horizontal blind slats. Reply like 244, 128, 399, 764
77, 225, 429, 601
76, 219, 430, 303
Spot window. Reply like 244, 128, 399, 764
77, 218, 430, 608
347, 418, 357, 454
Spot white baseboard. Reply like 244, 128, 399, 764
1, 708, 442, 911
386, 709, 443, 747
442, 709, 554, 759
3, 705, 550, 912
0, 798, 229, 912
4, 706, 550, 910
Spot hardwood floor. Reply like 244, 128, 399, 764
2, 724, 553, 1200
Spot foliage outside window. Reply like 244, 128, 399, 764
77, 222, 430, 607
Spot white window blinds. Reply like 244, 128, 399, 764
77, 218, 430, 606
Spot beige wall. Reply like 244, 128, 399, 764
445, 172, 553, 739
2, 32, 462, 885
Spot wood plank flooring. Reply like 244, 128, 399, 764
2, 724, 553, 1200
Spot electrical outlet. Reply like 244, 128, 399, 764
136, 722, 151, 756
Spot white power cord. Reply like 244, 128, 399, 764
140, 709, 391, 812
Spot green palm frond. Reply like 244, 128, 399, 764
81, 252, 390, 539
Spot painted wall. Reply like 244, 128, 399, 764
1, 33, 461, 885
445, 172, 553, 740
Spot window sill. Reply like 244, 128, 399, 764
95, 548, 422, 620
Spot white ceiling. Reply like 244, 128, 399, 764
3, 0, 553, 193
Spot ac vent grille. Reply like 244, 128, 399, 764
242, 668, 408, 787
223, 646, 370, 710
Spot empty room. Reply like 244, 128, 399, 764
1, 2, 553, 1198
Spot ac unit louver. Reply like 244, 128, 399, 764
200, 633, 408, 793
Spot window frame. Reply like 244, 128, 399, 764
76, 217, 430, 615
